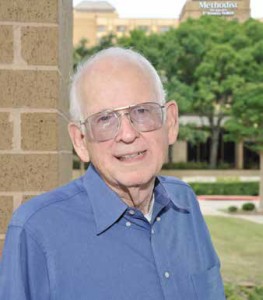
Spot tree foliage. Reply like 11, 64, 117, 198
225, 83, 263, 210
164, 17, 263, 168
225, 83, 263, 152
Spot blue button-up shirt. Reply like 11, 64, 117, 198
0, 165, 225, 299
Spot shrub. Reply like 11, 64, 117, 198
73, 159, 80, 169
242, 202, 256, 211
190, 182, 259, 196
162, 161, 233, 170
162, 162, 209, 170
228, 206, 238, 213
73, 160, 90, 170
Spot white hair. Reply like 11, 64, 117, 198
69, 47, 166, 121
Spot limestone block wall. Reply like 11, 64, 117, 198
0, 0, 73, 254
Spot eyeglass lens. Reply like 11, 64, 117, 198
86, 102, 164, 142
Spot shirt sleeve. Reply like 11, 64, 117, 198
0, 225, 50, 300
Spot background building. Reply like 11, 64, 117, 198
74, 0, 253, 46
74, 1, 179, 46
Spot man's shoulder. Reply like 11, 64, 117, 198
158, 175, 198, 210
158, 175, 192, 191
10, 177, 86, 228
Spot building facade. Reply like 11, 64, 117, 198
74, 0, 252, 46
74, 1, 179, 46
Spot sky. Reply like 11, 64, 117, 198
73, 0, 263, 19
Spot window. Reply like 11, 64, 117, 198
116, 25, 127, 32
138, 25, 149, 32
159, 26, 170, 33
97, 25, 106, 32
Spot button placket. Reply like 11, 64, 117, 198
150, 215, 172, 294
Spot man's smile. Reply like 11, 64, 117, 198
115, 150, 147, 161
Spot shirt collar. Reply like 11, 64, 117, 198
152, 177, 190, 221
83, 164, 190, 235
83, 164, 128, 235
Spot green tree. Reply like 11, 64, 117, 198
117, 29, 165, 70
225, 83, 263, 210
73, 38, 91, 70
161, 17, 263, 168
73, 34, 116, 70
193, 44, 245, 167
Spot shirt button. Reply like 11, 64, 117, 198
126, 221, 131, 227
164, 272, 170, 279
151, 228, 155, 234
129, 209, 135, 215
156, 216, 161, 222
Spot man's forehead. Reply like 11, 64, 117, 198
80, 59, 154, 97
83, 56, 146, 80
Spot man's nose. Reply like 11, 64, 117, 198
115, 113, 139, 143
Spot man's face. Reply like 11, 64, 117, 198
76, 58, 177, 190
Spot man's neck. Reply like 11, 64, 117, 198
112, 182, 155, 215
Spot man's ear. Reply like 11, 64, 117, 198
68, 122, 90, 162
165, 100, 179, 145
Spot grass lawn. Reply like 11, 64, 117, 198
204, 216, 263, 286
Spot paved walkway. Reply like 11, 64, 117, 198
198, 198, 263, 224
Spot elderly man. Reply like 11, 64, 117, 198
0, 47, 225, 299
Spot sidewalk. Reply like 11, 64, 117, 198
198, 197, 263, 224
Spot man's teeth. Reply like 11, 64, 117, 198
119, 151, 145, 160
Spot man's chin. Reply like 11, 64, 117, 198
115, 173, 155, 189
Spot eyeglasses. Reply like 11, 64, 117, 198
80, 102, 165, 142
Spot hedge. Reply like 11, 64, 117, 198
190, 182, 259, 196
162, 162, 232, 170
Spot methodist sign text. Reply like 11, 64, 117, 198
199, 1, 238, 15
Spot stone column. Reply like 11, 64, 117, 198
259, 151, 263, 211
235, 141, 244, 169
0, 0, 73, 254
172, 141, 187, 163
